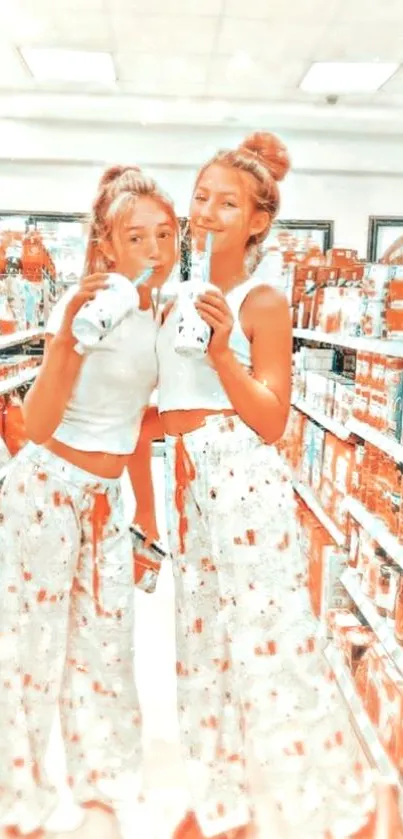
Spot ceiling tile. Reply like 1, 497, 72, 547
109, 0, 223, 14
224, 0, 340, 21
206, 57, 306, 97
217, 18, 328, 60
111, 14, 218, 54
337, 0, 403, 23
314, 23, 403, 62
116, 52, 208, 85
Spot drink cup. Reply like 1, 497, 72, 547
72, 269, 152, 349
174, 233, 213, 358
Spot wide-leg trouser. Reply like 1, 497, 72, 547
0, 443, 140, 834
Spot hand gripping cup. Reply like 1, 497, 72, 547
130, 525, 168, 594
72, 269, 152, 350
174, 233, 214, 359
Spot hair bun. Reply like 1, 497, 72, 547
240, 132, 290, 182
98, 165, 142, 190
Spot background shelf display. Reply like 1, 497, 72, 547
292, 399, 351, 441
292, 476, 345, 546
324, 644, 400, 782
346, 497, 403, 569
341, 569, 403, 675
293, 328, 403, 357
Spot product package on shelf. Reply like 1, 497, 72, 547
0, 228, 57, 335
291, 252, 403, 341
296, 496, 350, 620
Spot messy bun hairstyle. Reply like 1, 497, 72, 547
84, 164, 178, 275
197, 131, 291, 270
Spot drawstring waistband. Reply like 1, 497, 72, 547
90, 492, 112, 616
174, 436, 196, 555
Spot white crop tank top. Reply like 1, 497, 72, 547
46, 286, 158, 454
157, 276, 263, 413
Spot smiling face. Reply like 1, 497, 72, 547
101, 194, 178, 287
189, 163, 269, 256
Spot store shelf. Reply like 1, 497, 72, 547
292, 478, 346, 546
347, 417, 403, 463
0, 366, 40, 397
0, 328, 43, 351
293, 328, 403, 358
341, 568, 403, 675
346, 496, 403, 569
324, 643, 399, 781
292, 399, 351, 441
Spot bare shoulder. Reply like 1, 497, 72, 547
245, 284, 290, 326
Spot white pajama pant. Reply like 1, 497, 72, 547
164, 415, 375, 839
0, 444, 140, 834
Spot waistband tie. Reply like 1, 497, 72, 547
174, 436, 196, 555
91, 491, 111, 617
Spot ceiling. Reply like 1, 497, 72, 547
1, 0, 403, 130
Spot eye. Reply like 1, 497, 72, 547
223, 201, 236, 208
159, 230, 173, 239
194, 193, 207, 202
130, 235, 141, 243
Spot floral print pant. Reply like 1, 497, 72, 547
164, 416, 375, 839
0, 444, 140, 834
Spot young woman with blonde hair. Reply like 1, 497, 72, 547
0, 165, 177, 839
153, 133, 393, 839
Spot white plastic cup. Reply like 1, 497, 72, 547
174, 234, 213, 358
72, 269, 152, 349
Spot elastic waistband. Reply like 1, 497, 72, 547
22, 443, 121, 491
164, 413, 261, 450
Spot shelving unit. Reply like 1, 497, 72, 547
0, 366, 40, 397
347, 417, 403, 463
0, 328, 43, 351
292, 476, 346, 546
324, 643, 400, 782
293, 328, 403, 358
292, 399, 351, 441
341, 568, 403, 674
346, 496, 403, 569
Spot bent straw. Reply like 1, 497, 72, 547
202, 232, 213, 284
132, 267, 153, 288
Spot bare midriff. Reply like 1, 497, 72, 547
160, 407, 235, 436
44, 437, 129, 479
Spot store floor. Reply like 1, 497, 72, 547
44, 456, 189, 839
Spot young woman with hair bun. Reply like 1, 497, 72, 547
0, 165, 178, 839
153, 133, 386, 838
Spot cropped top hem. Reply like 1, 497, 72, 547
52, 427, 137, 456
158, 398, 234, 413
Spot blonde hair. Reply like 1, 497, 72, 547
84, 165, 178, 274
196, 132, 291, 270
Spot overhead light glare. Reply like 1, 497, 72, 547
20, 48, 116, 84
300, 61, 399, 93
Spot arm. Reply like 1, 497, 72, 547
23, 277, 107, 444
23, 333, 84, 444
197, 286, 292, 444
127, 407, 163, 543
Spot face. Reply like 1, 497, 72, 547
190, 163, 268, 255
104, 195, 177, 287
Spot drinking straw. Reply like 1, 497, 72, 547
132, 267, 153, 288
202, 232, 213, 284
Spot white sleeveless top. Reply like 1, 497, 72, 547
157, 276, 263, 412
46, 286, 158, 454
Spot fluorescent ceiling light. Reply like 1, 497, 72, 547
300, 62, 399, 93
20, 48, 116, 84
